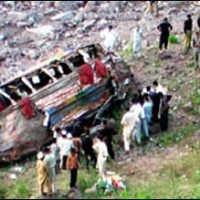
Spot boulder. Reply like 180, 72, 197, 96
81, 19, 96, 32
74, 8, 85, 23
26, 25, 55, 39
51, 11, 74, 21
183, 102, 193, 112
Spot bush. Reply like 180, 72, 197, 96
0, 185, 6, 199
7, 180, 31, 199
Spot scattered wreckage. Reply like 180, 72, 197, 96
0, 43, 136, 163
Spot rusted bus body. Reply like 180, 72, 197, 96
0, 44, 132, 163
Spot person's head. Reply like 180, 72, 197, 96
62, 130, 67, 138
67, 133, 73, 140
132, 98, 138, 104
187, 14, 192, 19
144, 95, 150, 102
158, 92, 164, 98
164, 18, 168, 23
55, 127, 61, 134
108, 25, 113, 31
138, 89, 142, 95
52, 138, 57, 144
196, 32, 200, 38
43, 146, 50, 155
37, 152, 44, 161
147, 86, 151, 92
70, 147, 76, 155
143, 93, 149, 99
103, 119, 108, 126
85, 129, 90, 136
126, 107, 130, 112
153, 80, 158, 87
136, 25, 140, 31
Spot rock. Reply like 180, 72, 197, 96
85, 184, 97, 193
3, 1, 16, 7
26, 25, 55, 39
84, 1, 98, 12
51, 11, 74, 21
16, 21, 34, 28
9, 11, 28, 21
65, 33, 73, 38
74, 8, 85, 23
81, 19, 96, 32
183, 102, 193, 112
54, 1, 82, 11
168, 8, 179, 15
0, 35, 6, 41
159, 52, 173, 60
97, 19, 108, 30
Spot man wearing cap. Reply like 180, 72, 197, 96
184, 14, 193, 54
60, 131, 74, 170
36, 152, 52, 197
43, 146, 56, 194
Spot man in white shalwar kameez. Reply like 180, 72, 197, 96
130, 99, 145, 145
133, 25, 143, 58
121, 108, 140, 153
101, 25, 119, 54
93, 138, 108, 179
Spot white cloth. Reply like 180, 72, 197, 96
130, 103, 145, 119
50, 143, 60, 161
154, 84, 167, 95
101, 29, 119, 52
121, 111, 139, 152
133, 28, 143, 57
44, 153, 56, 182
93, 140, 108, 178
60, 138, 74, 157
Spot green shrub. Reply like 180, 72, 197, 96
7, 180, 31, 199
0, 185, 6, 199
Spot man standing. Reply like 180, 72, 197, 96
67, 148, 80, 189
184, 14, 193, 54
158, 92, 170, 131
98, 120, 117, 160
145, 1, 158, 17
36, 152, 52, 197
197, 16, 200, 30
60, 132, 74, 170
158, 18, 173, 52
82, 129, 97, 170
121, 108, 139, 153
193, 32, 200, 69
130, 98, 145, 145
143, 95, 153, 139
133, 25, 143, 59
43, 146, 56, 194
100, 25, 120, 55
93, 137, 108, 179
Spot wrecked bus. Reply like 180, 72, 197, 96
0, 43, 135, 163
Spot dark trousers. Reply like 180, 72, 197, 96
56, 159, 60, 174
85, 153, 96, 170
107, 142, 115, 160
70, 169, 78, 188
62, 156, 68, 170
160, 111, 169, 131
159, 34, 169, 50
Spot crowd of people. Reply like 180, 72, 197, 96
121, 80, 171, 154
34, 2, 200, 198
36, 119, 117, 197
